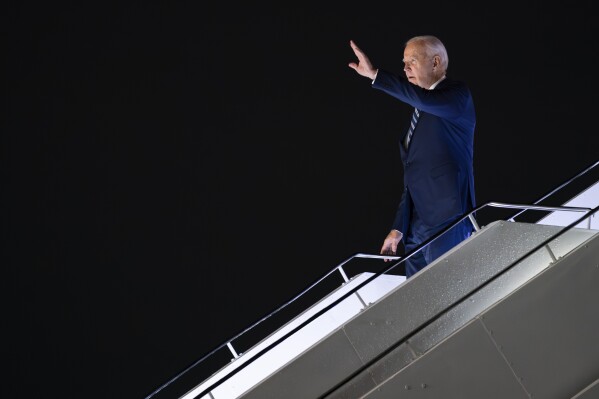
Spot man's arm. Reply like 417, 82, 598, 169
373, 70, 471, 120
381, 190, 407, 261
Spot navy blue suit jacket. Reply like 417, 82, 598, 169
372, 70, 476, 235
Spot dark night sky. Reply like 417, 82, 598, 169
5, 2, 599, 398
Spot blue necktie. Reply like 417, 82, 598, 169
404, 108, 420, 149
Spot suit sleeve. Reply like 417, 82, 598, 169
392, 189, 407, 235
372, 69, 470, 121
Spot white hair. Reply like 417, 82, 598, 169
406, 35, 449, 72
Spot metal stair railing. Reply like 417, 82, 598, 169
318, 203, 599, 398
508, 159, 599, 222
145, 198, 594, 399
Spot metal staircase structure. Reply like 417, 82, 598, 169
146, 160, 599, 399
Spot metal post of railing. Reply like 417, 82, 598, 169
337, 265, 350, 283
468, 214, 481, 232
226, 342, 240, 360
337, 264, 366, 309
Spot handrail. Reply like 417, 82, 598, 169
144, 259, 344, 398
508, 159, 599, 222
484, 202, 590, 214
148, 200, 593, 399
144, 253, 399, 399
318, 203, 599, 398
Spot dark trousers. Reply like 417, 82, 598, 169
404, 207, 472, 278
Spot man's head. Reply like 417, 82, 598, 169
403, 35, 448, 89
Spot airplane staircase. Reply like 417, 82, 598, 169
146, 160, 599, 399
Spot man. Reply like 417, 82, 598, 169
348, 35, 476, 278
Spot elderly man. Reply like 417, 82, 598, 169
349, 35, 477, 278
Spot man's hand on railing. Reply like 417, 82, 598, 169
380, 229, 403, 262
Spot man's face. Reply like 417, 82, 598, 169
403, 42, 434, 89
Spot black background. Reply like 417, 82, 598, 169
5, 2, 599, 398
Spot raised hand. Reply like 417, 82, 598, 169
348, 40, 377, 80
